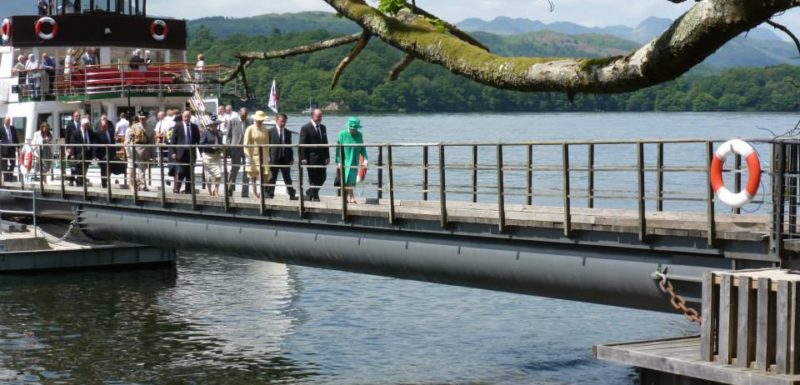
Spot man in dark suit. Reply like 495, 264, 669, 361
68, 118, 93, 187
94, 118, 117, 188
64, 110, 81, 186
170, 110, 200, 194
266, 113, 297, 200
0, 116, 19, 182
298, 108, 329, 201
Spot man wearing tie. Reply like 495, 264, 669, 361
0, 116, 19, 182
298, 109, 329, 201
266, 113, 297, 200
170, 110, 200, 194
94, 118, 117, 188
68, 118, 93, 187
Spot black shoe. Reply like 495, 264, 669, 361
313, 197, 321, 202
289, 196, 298, 201
266, 195, 274, 199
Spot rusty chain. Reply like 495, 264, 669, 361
654, 272, 702, 325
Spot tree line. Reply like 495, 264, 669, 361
190, 27, 800, 113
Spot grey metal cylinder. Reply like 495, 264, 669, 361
77, 206, 715, 313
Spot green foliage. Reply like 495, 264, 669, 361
376, 0, 407, 15
189, 28, 800, 113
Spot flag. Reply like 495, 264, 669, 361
267, 79, 279, 114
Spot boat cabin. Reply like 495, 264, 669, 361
0, 0, 231, 141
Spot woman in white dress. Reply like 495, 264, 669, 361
31, 121, 53, 183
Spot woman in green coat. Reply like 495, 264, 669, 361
336, 117, 368, 204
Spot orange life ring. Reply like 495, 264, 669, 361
710, 139, 761, 209
35, 16, 57, 40
357, 155, 367, 183
1, 18, 11, 43
150, 19, 168, 41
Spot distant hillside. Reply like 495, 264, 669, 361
471, 31, 638, 58
189, 12, 359, 38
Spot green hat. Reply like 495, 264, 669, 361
345, 116, 362, 131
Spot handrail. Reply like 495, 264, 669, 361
0, 138, 786, 259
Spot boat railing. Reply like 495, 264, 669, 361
13, 63, 240, 100
0, 138, 795, 259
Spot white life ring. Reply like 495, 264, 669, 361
710, 139, 761, 209
150, 19, 168, 41
35, 16, 57, 40
1, 18, 11, 43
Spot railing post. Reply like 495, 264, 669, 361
377, 146, 383, 200
588, 143, 595, 209
81, 144, 87, 200
297, 144, 305, 218
131, 144, 138, 204
190, 146, 197, 210
158, 145, 166, 207
771, 141, 786, 258
422, 145, 429, 201
258, 146, 265, 215
387, 145, 395, 225
439, 144, 447, 227
656, 142, 664, 212
562, 143, 571, 237
38, 146, 45, 193
787, 145, 797, 236
106, 145, 112, 202
222, 151, 230, 211
637, 141, 647, 242
472, 144, 478, 203
339, 144, 347, 221
526, 144, 533, 206
59, 145, 65, 198
734, 153, 742, 215
496, 144, 505, 232
707, 141, 716, 247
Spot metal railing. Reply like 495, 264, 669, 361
14, 63, 239, 100
0, 138, 786, 255
0, 187, 36, 237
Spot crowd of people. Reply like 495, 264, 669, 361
0, 107, 370, 203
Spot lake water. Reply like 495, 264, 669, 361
1, 112, 798, 385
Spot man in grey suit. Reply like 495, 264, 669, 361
225, 107, 249, 197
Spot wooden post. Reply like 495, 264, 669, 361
772, 143, 786, 258
637, 142, 646, 242
190, 146, 197, 210
387, 145, 395, 225
59, 145, 65, 199
472, 144, 478, 203
776, 280, 793, 374
701, 272, 718, 361
656, 142, 664, 212
588, 143, 594, 209
737, 276, 756, 368
706, 141, 716, 247
734, 153, 742, 215
755, 277, 775, 371
562, 143, 571, 237
81, 144, 87, 200
422, 145, 429, 201
496, 144, 505, 233
439, 144, 447, 227
718, 274, 736, 365
106, 145, 113, 203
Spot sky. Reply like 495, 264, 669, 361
1, 0, 798, 30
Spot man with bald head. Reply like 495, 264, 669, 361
299, 108, 329, 201
0, 116, 19, 182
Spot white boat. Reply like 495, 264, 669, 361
0, 0, 235, 144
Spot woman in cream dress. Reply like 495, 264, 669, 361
243, 111, 271, 199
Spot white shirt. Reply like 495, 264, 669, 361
219, 112, 231, 145
25, 60, 40, 79
115, 118, 130, 138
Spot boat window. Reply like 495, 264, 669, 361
110, 48, 164, 69
12, 118, 26, 138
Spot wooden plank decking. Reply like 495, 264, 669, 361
3, 182, 771, 242
594, 336, 800, 385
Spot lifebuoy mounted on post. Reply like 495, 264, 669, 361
150, 19, 168, 41
710, 139, 761, 209
35, 16, 57, 40
1, 18, 11, 44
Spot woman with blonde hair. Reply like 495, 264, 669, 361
243, 110, 270, 198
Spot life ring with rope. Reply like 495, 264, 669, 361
1, 19, 11, 43
150, 19, 168, 41
35, 16, 57, 40
709, 139, 761, 209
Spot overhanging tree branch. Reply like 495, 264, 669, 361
766, 19, 800, 56
331, 31, 371, 89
